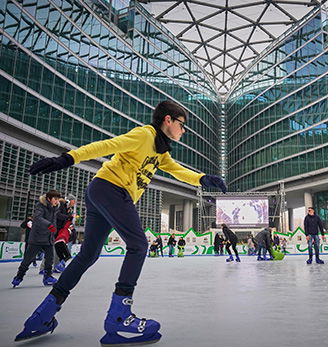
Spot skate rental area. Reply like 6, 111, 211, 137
1, 254, 327, 347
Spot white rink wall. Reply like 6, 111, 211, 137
2, 226, 327, 261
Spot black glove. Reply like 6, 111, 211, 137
200, 175, 227, 193
30, 153, 74, 175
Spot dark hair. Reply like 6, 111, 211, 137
308, 207, 314, 210
152, 100, 188, 126
46, 190, 61, 199
221, 223, 227, 228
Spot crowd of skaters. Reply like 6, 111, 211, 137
16, 197, 326, 274
12, 190, 77, 287
147, 206, 325, 263
148, 233, 186, 257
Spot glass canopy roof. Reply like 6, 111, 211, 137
137, 0, 326, 96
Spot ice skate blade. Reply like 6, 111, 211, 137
14, 318, 58, 342
101, 331, 161, 346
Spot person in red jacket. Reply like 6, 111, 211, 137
54, 220, 73, 267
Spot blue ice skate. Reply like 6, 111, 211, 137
235, 255, 241, 262
39, 269, 45, 275
316, 258, 324, 264
226, 255, 234, 262
54, 260, 65, 273
306, 258, 312, 264
43, 275, 57, 286
15, 294, 61, 341
100, 293, 161, 346
12, 276, 23, 288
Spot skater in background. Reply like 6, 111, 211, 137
247, 234, 255, 255
255, 228, 273, 261
20, 216, 37, 267
252, 234, 258, 254
12, 190, 60, 287
218, 234, 224, 255
20, 216, 33, 244
54, 194, 76, 271
273, 234, 280, 250
214, 232, 220, 255
54, 221, 74, 267
67, 224, 77, 253
304, 207, 325, 264
214, 233, 224, 255
15, 100, 227, 345
155, 234, 163, 257
177, 236, 186, 257
148, 241, 158, 258
281, 238, 287, 253
222, 224, 240, 262
39, 194, 76, 274
168, 233, 177, 257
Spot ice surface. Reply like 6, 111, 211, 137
1, 255, 327, 347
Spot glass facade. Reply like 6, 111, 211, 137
314, 191, 328, 230
0, 0, 221, 238
226, 7, 328, 192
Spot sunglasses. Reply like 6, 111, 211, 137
171, 116, 186, 129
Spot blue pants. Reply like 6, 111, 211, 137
307, 234, 320, 259
53, 178, 148, 297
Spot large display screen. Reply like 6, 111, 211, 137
216, 197, 269, 227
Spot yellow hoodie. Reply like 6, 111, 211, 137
68, 125, 205, 203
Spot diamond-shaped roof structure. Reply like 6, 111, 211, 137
138, 0, 326, 96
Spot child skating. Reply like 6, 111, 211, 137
54, 220, 74, 271
15, 100, 227, 346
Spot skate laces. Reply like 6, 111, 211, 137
123, 314, 147, 332
123, 314, 136, 326
121, 297, 147, 331
138, 318, 146, 332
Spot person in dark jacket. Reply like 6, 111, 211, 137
40, 194, 77, 274
218, 235, 224, 255
222, 224, 240, 262
20, 216, 38, 266
20, 216, 33, 244
255, 228, 273, 261
155, 234, 163, 257
168, 233, 177, 257
214, 233, 224, 255
177, 237, 186, 257
304, 207, 325, 264
56, 194, 76, 231
214, 232, 220, 255
273, 234, 280, 250
12, 190, 61, 287
54, 194, 76, 272
148, 241, 158, 257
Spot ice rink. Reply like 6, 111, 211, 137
1, 255, 328, 347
